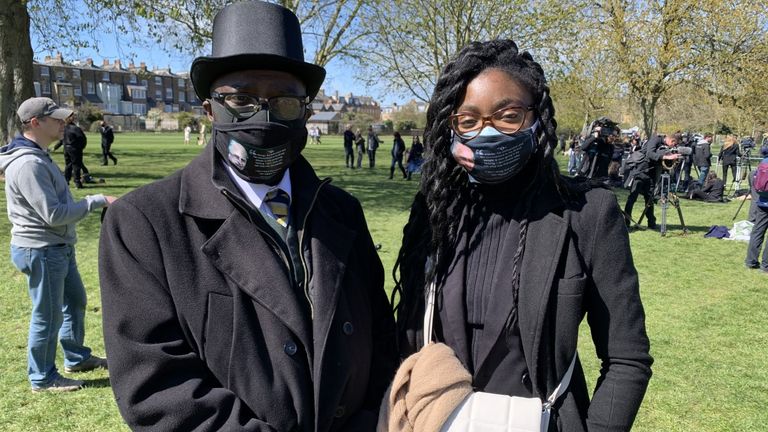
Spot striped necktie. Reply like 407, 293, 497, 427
264, 188, 290, 227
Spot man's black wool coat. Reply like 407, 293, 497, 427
99, 144, 398, 432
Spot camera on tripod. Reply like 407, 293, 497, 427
741, 137, 756, 151
658, 145, 692, 170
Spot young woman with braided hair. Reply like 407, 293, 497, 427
391, 40, 652, 431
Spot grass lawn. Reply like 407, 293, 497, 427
0, 133, 766, 431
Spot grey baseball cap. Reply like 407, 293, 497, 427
17, 97, 73, 123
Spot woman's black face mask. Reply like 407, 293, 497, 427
211, 99, 308, 185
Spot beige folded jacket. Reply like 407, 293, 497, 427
377, 342, 473, 432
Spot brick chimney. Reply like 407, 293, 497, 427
86, 58, 94, 67
115, 59, 122, 69
128, 62, 135, 69
44, 55, 51, 63
55, 52, 63, 63
103, 59, 110, 67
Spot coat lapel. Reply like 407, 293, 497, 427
181, 145, 313, 349
517, 212, 567, 397
201, 210, 313, 350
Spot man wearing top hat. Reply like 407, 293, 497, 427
98, 1, 397, 431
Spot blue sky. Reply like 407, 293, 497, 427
32, 31, 401, 106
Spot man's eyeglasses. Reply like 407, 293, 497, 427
449, 105, 535, 141
210, 92, 309, 121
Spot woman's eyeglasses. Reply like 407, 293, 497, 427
449, 105, 535, 140
210, 92, 309, 121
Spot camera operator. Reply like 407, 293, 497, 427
623, 133, 681, 229
577, 117, 619, 179
693, 133, 713, 185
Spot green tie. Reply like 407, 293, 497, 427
264, 188, 290, 227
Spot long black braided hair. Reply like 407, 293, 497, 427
391, 39, 577, 347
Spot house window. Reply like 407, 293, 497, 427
42, 82, 51, 94
165, 88, 173, 99
86, 81, 95, 94
33, 82, 41, 96
130, 74, 137, 84
60, 87, 70, 97
155, 89, 162, 99
102, 71, 110, 81
132, 88, 146, 99
72, 69, 80, 79
154, 76, 162, 85
56, 71, 65, 80
74, 87, 82, 96
179, 91, 185, 102
141, 79, 148, 86
40, 66, 50, 77
178, 78, 185, 87
133, 103, 146, 115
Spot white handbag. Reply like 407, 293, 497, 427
423, 281, 577, 432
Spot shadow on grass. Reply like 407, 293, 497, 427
84, 377, 112, 389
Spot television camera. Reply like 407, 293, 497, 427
659, 145, 693, 171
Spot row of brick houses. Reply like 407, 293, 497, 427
32, 53, 382, 132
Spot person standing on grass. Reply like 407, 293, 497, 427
99, 120, 117, 165
0, 97, 115, 393
53, 114, 90, 188
390, 39, 652, 431
745, 145, 768, 273
98, 2, 397, 430
389, 131, 407, 179
355, 128, 365, 168
184, 124, 192, 145
343, 124, 355, 168
366, 125, 380, 168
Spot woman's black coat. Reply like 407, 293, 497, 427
400, 183, 653, 432
99, 145, 398, 432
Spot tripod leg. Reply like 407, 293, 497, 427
672, 195, 689, 234
660, 196, 668, 236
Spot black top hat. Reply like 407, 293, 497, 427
190, 1, 326, 100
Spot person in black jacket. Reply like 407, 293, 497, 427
98, 2, 397, 431
343, 124, 355, 168
389, 131, 407, 179
392, 39, 652, 432
623, 134, 675, 228
576, 118, 618, 179
693, 134, 713, 185
688, 172, 725, 202
54, 115, 89, 188
718, 135, 741, 187
99, 120, 117, 165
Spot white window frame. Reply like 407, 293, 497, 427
72, 69, 80, 79
40, 66, 50, 77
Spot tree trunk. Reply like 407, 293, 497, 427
0, 0, 34, 144
640, 97, 658, 139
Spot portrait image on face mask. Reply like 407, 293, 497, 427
227, 139, 248, 170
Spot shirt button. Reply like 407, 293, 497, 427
284, 341, 298, 356
334, 405, 346, 418
342, 321, 354, 335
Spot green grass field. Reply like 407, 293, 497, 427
0, 133, 765, 431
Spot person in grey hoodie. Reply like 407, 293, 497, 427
0, 97, 116, 392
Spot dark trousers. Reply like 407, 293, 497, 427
624, 177, 656, 227
63, 148, 88, 185
344, 146, 354, 168
690, 190, 719, 202
745, 205, 768, 270
367, 149, 376, 168
390, 156, 406, 178
101, 143, 117, 165
722, 163, 737, 187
